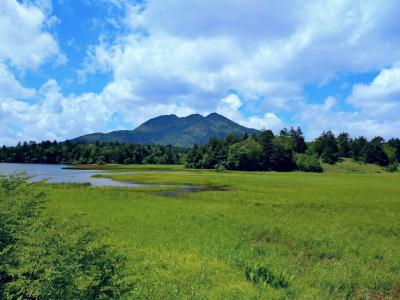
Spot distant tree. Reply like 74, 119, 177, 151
279, 128, 289, 136
363, 137, 389, 166
294, 153, 323, 172
337, 132, 351, 157
382, 144, 397, 164
258, 130, 274, 170
314, 131, 339, 164
225, 134, 241, 146
200, 138, 225, 169
186, 144, 203, 168
350, 136, 368, 161
269, 137, 296, 171
227, 138, 263, 171
0, 141, 184, 165
388, 138, 400, 162
289, 127, 306, 153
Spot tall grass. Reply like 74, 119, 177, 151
41, 164, 400, 299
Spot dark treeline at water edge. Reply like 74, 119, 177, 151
0, 141, 185, 165
1, 128, 400, 172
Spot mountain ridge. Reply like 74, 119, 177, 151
71, 113, 260, 147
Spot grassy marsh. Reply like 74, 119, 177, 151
41, 161, 400, 299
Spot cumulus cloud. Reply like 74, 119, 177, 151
217, 94, 284, 132
81, 0, 400, 123
0, 80, 111, 145
220, 94, 242, 111
0, 0, 68, 145
1, 0, 400, 144
0, 0, 63, 70
0, 64, 36, 99
298, 108, 400, 140
115, 0, 400, 90
297, 66, 400, 139
129, 0, 301, 42
347, 64, 400, 118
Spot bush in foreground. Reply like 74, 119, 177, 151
0, 174, 132, 299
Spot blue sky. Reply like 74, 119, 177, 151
0, 0, 400, 145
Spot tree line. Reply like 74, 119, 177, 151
1, 129, 399, 172
0, 140, 184, 165
186, 129, 400, 172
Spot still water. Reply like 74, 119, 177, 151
0, 163, 146, 187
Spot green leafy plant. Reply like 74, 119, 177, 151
294, 153, 323, 172
0, 174, 133, 299
386, 162, 398, 172
245, 265, 289, 289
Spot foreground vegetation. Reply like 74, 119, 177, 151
0, 174, 132, 299
26, 163, 399, 299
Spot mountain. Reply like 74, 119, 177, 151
71, 113, 260, 147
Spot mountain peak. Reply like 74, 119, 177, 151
185, 113, 203, 119
206, 112, 226, 120
150, 114, 178, 120
72, 113, 259, 147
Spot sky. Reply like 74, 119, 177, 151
0, 0, 400, 145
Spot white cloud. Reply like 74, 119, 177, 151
0, 64, 36, 99
347, 64, 400, 118
298, 108, 400, 140
80, 0, 400, 123
2, 0, 400, 144
0, 0, 63, 70
128, 0, 302, 42
121, 0, 400, 83
297, 66, 400, 139
221, 94, 242, 111
216, 94, 284, 132
245, 113, 284, 132
0, 80, 111, 145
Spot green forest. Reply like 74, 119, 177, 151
0, 141, 184, 165
1, 128, 399, 173
186, 129, 400, 172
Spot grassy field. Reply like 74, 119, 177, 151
42, 160, 400, 299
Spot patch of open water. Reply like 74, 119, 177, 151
0, 163, 228, 194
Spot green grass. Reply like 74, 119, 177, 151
41, 164, 400, 299
322, 158, 390, 174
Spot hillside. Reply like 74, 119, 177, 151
71, 113, 259, 147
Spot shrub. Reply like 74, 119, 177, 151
321, 148, 339, 164
226, 139, 263, 171
363, 138, 389, 166
294, 154, 323, 172
0, 174, 133, 299
3, 219, 132, 299
387, 162, 398, 173
214, 163, 226, 171
245, 265, 289, 289
270, 137, 296, 171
